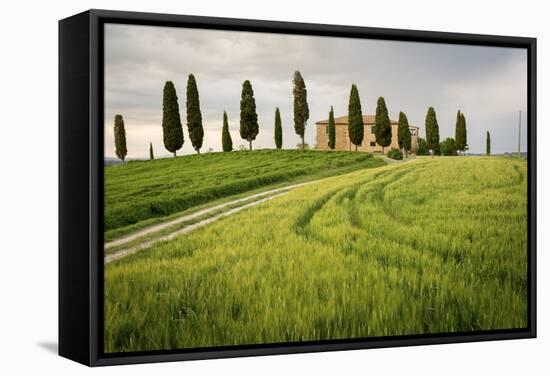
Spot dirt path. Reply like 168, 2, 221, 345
105, 190, 290, 264
105, 181, 314, 250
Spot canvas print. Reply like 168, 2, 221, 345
103, 23, 528, 353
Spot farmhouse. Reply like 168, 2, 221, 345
316, 115, 419, 153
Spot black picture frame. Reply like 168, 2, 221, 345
59, 9, 537, 367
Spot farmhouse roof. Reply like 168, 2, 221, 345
316, 115, 419, 129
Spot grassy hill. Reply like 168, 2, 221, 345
104, 157, 527, 352
104, 150, 385, 235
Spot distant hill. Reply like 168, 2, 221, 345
104, 157, 122, 166
104, 157, 151, 166
501, 152, 528, 159
465, 152, 527, 158
105, 155, 178, 166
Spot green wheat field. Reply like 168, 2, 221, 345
104, 153, 527, 353
104, 150, 384, 239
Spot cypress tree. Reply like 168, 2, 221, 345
149, 142, 154, 160
114, 114, 127, 163
347, 84, 364, 151
222, 111, 233, 152
239, 80, 259, 150
328, 106, 336, 150
397, 111, 411, 157
274, 107, 283, 149
460, 113, 467, 154
374, 97, 392, 154
455, 110, 462, 153
161, 81, 184, 157
425, 107, 440, 157
186, 74, 204, 154
293, 71, 309, 149
486, 131, 491, 155
455, 110, 467, 155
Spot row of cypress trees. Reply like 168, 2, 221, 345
422, 107, 470, 156
162, 75, 203, 157
417, 108, 471, 156
114, 82, 414, 162
219, 105, 287, 152
113, 72, 472, 161
324, 85, 469, 158
217, 72, 305, 153
160, 71, 309, 156
114, 71, 310, 160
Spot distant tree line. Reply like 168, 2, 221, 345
112, 70, 483, 162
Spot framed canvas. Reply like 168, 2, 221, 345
59, 9, 537, 366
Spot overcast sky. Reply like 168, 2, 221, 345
104, 23, 527, 158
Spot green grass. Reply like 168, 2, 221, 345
104, 157, 527, 353
104, 149, 385, 234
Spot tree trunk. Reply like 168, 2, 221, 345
249, 140, 252, 151
355, 144, 358, 152
382, 146, 385, 154
196, 148, 200, 155
173, 151, 176, 158
301, 136, 305, 150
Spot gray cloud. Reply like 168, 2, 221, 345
104, 23, 527, 158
